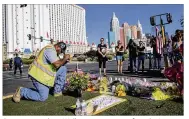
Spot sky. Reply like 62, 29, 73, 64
79, 4, 184, 45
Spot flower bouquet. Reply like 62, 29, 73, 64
164, 62, 183, 95
66, 72, 89, 97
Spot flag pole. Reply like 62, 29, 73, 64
160, 17, 169, 68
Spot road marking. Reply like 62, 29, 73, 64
3, 94, 13, 100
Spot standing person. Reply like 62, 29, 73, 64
151, 37, 161, 70
115, 40, 124, 74
14, 54, 23, 75
97, 38, 107, 76
167, 39, 174, 66
172, 30, 183, 62
126, 39, 138, 73
13, 42, 70, 103
9, 58, 13, 70
137, 41, 145, 72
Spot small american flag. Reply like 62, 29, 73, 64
156, 35, 163, 55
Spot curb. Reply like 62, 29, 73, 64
68, 62, 97, 64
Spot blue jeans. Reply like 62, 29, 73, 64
138, 55, 145, 71
116, 55, 123, 61
20, 66, 67, 101
168, 52, 174, 65
153, 55, 161, 69
129, 56, 137, 72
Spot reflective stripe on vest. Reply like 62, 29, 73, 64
33, 60, 56, 77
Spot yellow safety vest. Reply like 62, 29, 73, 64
28, 45, 57, 87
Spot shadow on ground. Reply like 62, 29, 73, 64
88, 69, 166, 79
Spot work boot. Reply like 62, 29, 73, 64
13, 87, 22, 103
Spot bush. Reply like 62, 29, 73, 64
77, 55, 87, 61
22, 58, 34, 64
87, 58, 92, 61
106, 55, 113, 60
29, 55, 36, 59
106, 52, 115, 56
85, 50, 97, 61
3, 58, 33, 65
71, 57, 78, 61
123, 53, 129, 60
3, 59, 10, 64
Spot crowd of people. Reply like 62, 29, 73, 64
97, 38, 149, 76
11, 29, 183, 103
96, 29, 183, 77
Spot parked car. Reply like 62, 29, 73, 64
3, 64, 9, 71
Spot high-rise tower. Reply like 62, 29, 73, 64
110, 12, 120, 45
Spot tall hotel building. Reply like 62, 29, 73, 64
137, 20, 143, 39
2, 4, 87, 58
122, 22, 131, 48
108, 31, 115, 48
130, 25, 137, 39
110, 12, 120, 45
119, 27, 124, 48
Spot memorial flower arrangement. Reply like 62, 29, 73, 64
66, 71, 90, 91
164, 62, 183, 95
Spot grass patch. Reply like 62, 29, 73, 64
3, 92, 183, 115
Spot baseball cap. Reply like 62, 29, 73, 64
58, 42, 67, 53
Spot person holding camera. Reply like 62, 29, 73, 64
172, 30, 183, 62
13, 42, 70, 103
126, 39, 138, 73
115, 40, 124, 74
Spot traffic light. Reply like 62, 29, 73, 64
27, 34, 31, 40
166, 13, 172, 23
150, 16, 156, 26
40, 36, 43, 42
20, 4, 27, 8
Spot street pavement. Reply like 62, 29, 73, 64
3, 59, 167, 96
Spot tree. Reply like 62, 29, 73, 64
84, 50, 97, 61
